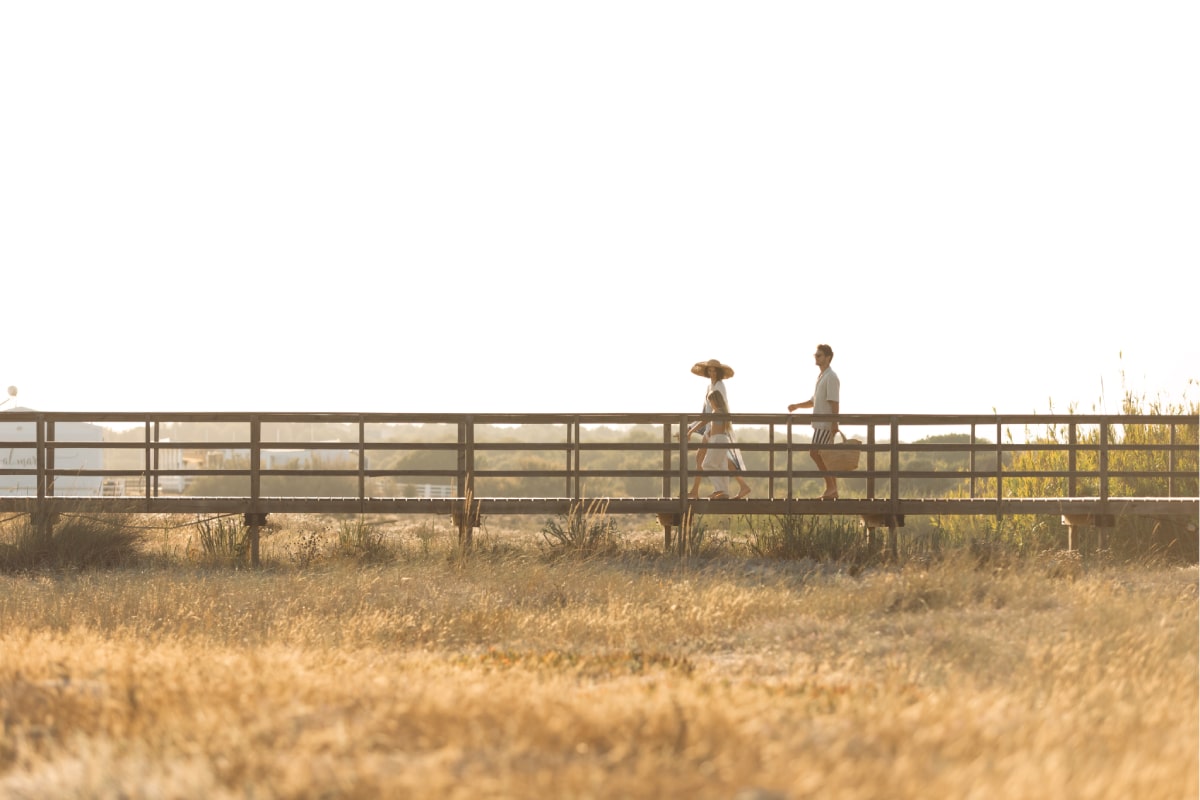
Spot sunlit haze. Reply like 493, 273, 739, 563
3, 3, 1196, 418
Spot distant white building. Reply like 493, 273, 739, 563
409, 483, 454, 498
0, 409, 104, 496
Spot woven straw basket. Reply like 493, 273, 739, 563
818, 431, 862, 471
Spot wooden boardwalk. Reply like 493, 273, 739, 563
2, 411, 1196, 561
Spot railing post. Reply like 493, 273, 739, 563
35, 415, 46, 501
969, 423, 977, 499
46, 419, 57, 498
889, 417, 900, 515
249, 417, 261, 504
142, 421, 152, 500
152, 420, 162, 498
1068, 422, 1077, 499
1099, 421, 1109, 502
570, 417, 580, 500
33, 414, 53, 541
357, 419, 366, 501
678, 414, 690, 510
661, 423, 672, 499
248, 417, 261, 567
866, 425, 877, 500
786, 417, 795, 504
566, 421, 574, 498
1169, 422, 1177, 497
995, 419, 1003, 520
767, 423, 777, 500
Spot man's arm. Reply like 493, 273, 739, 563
787, 399, 813, 412
829, 400, 839, 434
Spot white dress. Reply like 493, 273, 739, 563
703, 432, 733, 494
704, 380, 746, 471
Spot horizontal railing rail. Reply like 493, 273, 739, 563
1, 411, 1194, 503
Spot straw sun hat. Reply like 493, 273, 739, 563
691, 358, 734, 379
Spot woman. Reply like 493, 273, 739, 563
686, 359, 750, 499
701, 388, 743, 499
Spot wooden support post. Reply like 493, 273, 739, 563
861, 514, 904, 560
453, 506, 480, 551
32, 511, 57, 542
862, 516, 879, 553
1061, 514, 1116, 553
243, 513, 267, 567
657, 513, 681, 552
660, 508, 697, 557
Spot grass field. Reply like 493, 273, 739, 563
0, 515, 1197, 799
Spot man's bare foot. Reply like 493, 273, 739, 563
733, 488, 751, 499
687, 491, 700, 499
709, 491, 729, 500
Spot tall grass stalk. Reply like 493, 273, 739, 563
540, 500, 619, 556
333, 516, 392, 563
741, 514, 872, 563
193, 516, 248, 565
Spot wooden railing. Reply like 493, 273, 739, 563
2, 411, 1196, 559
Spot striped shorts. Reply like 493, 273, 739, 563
811, 428, 834, 446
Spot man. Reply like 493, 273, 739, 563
787, 344, 841, 499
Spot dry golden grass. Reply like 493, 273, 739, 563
0, 517, 1196, 799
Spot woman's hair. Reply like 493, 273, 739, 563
707, 390, 729, 414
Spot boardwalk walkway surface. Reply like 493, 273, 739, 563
2, 411, 1196, 561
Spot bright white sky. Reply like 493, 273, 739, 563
3, 2, 1196, 418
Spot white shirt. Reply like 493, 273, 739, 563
811, 368, 840, 431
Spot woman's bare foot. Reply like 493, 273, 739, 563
709, 491, 729, 500
733, 487, 751, 499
